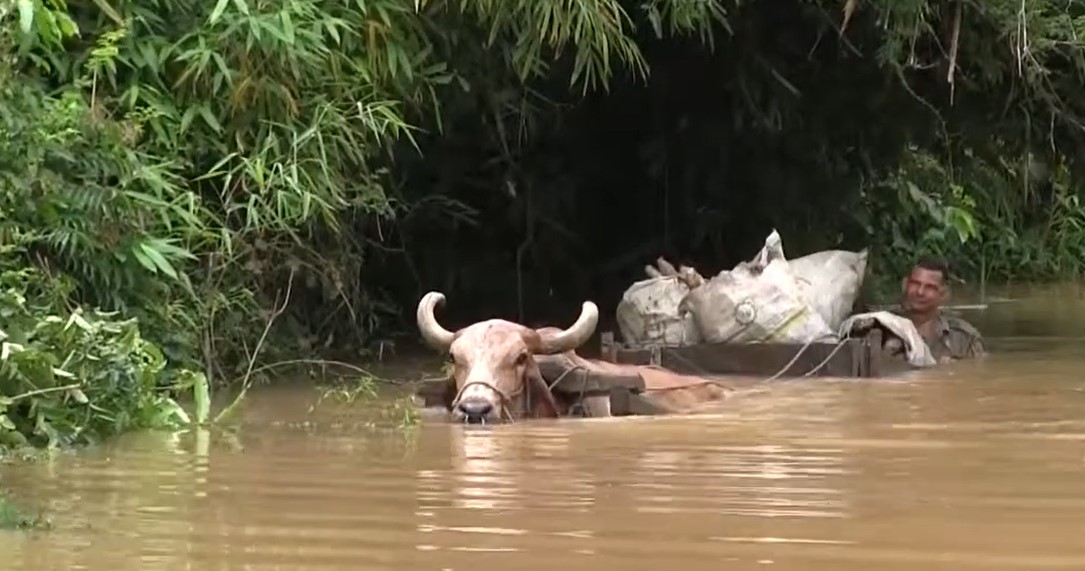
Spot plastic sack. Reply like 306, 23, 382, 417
616, 276, 703, 348
681, 230, 835, 344
838, 311, 937, 368
788, 248, 870, 330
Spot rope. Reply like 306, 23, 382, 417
450, 362, 591, 424
449, 379, 524, 424
662, 332, 853, 383
547, 363, 593, 418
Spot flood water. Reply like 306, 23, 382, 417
4, 284, 1085, 570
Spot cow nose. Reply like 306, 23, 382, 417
457, 399, 493, 423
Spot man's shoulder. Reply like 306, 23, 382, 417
941, 313, 983, 339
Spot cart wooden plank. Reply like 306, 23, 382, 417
598, 330, 884, 378
536, 359, 645, 395
607, 387, 673, 416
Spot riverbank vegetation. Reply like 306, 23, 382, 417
0, 491, 49, 530
2, 0, 1085, 456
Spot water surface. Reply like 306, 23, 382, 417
3, 284, 1085, 570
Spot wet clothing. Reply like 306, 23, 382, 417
891, 308, 985, 361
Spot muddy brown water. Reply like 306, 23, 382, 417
4, 284, 1085, 570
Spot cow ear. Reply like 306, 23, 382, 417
525, 363, 561, 418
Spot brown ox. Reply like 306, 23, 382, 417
416, 291, 735, 424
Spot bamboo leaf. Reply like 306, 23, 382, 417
209, 0, 230, 23
130, 244, 159, 274
90, 0, 124, 25
139, 242, 179, 279
17, 0, 35, 34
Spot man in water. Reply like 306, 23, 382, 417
896, 258, 986, 363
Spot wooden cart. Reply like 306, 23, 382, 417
595, 329, 887, 378
414, 328, 889, 418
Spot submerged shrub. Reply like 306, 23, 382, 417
0, 490, 50, 531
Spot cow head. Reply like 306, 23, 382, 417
416, 291, 599, 424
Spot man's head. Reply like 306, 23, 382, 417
416, 291, 599, 424
901, 258, 950, 316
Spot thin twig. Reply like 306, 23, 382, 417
232, 358, 408, 385
6, 383, 81, 402
213, 268, 296, 424
823, 1, 862, 57
946, 0, 962, 105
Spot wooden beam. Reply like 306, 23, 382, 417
415, 378, 452, 408
608, 387, 673, 416
608, 337, 863, 378
536, 359, 645, 395
866, 328, 883, 377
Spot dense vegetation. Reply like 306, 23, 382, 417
1, 0, 1085, 460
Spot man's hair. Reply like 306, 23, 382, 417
912, 257, 951, 283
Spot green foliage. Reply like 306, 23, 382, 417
0, 248, 191, 448
57, 0, 736, 353
0, 491, 50, 530
861, 145, 1085, 295
843, 0, 1085, 294
0, 2, 203, 456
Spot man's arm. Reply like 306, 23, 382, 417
945, 316, 986, 360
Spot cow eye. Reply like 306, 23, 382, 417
515, 353, 528, 366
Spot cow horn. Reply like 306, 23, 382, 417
537, 301, 599, 354
416, 291, 456, 351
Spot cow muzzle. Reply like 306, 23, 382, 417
455, 397, 497, 424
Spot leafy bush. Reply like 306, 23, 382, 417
0, 247, 191, 448
0, 2, 200, 453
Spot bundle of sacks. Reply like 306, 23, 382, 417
615, 230, 869, 347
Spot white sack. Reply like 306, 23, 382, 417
788, 248, 870, 330
681, 230, 835, 344
838, 311, 937, 368
616, 276, 702, 348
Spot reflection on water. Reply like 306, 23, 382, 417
5, 284, 1085, 569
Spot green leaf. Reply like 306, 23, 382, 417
280, 10, 295, 44
138, 242, 179, 279
90, 0, 123, 25
209, 0, 230, 24
198, 105, 222, 134
68, 389, 89, 404
130, 244, 158, 274
53, 367, 76, 378
17, 0, 35, 34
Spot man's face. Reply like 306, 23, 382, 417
902, 267, 947, 315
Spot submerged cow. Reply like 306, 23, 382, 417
416, 291, 733, 424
